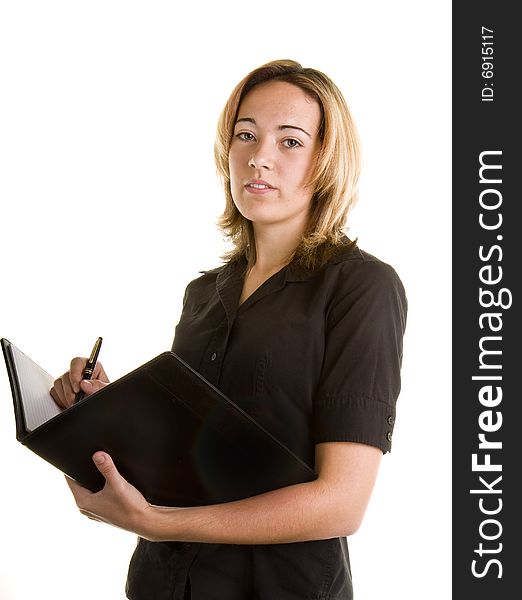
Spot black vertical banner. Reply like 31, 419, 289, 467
453, 3, 520, 598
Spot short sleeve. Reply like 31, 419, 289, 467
313, 259, 407, 453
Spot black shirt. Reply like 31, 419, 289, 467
126, 243, 407, 600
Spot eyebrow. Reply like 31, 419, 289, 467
234, 117, 312, 138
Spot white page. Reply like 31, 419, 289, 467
10, 344, 61, 431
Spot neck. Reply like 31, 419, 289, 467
250, 221, 305, 273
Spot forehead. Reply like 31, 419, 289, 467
237, 81, 321, 131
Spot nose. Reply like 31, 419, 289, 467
248, 139, 274, 170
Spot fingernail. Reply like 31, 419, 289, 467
82, 380, 93, 389
93, 453, 105, 465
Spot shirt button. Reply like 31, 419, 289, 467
386, 432, 392, 442
210, 352, 217, 362
387, 415, 394, 426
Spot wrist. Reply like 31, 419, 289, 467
140, 505, 177, 542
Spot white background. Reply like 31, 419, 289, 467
0, 1, 451, 598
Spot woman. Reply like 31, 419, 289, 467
51, 59, 407, 600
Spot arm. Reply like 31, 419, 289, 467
66, 441, 381, 544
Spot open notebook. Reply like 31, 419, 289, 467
1, 338, 317, 506
4, 341, 61, 434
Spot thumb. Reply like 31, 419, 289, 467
92, 451, 119, 482
80, 378, 108, 395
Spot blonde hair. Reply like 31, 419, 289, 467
214, 59, 362, 269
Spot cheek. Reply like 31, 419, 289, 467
228, 148, 245, 205
228, 144, 246, 177
285, 156, 315, 189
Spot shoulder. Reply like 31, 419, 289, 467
179, 264, 222, 300
324, 244, 406, 303
191, 264, 226, 283
181, 260, 242, 302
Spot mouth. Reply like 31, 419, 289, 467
244, 180, 276, 193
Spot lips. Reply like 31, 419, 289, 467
248, 183, 271, 189
244, 179, 276, 191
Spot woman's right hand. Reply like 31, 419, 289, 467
50, 357, 110, 409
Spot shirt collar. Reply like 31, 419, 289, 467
201, 240, 360, 313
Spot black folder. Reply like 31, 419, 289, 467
1, 338, 316, 507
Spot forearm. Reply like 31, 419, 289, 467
67, 444, 380, 544
145, 477, 358, 544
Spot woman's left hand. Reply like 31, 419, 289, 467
65, 452, 157, 539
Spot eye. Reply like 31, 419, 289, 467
282, 138, 302, 149
236, 132, 256, 142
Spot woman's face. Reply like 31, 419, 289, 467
229, 80, 321, 234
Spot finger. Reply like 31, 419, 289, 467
80, 378, 109, 396
54, 372, 78, 408
50, 379, 67, 409
62, 370, 79, 404
57, 375, 72, 409
64, 474, 93, 505
65, 368, 80, 395
93, 362, 109, 383
81, 511, 104, 522
71, 358, 108, 384
92, 452, 121, 486
70, 357, 88, 389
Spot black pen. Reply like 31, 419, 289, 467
74, 337, 103, 403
